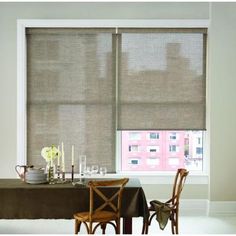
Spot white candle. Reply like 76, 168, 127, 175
72, 145, 74, 166
57, 145, 60, 166
62, 142, 65, 172
50, 150, 53, 167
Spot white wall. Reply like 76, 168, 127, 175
209, 3, 236, 201
1, 2, 235, 201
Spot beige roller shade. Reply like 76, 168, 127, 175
27, 28, 116, 172
117, 29, 207, 130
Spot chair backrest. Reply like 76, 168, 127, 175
171, 168, 189, 207
88, 178, 129, 220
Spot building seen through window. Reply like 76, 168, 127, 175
121, 131, 204, 171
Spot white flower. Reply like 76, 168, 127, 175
41, 145, 61, 162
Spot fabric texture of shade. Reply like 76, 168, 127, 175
26, 27, 207, 171
118, 29, 207, 130
27, 28, 116, 172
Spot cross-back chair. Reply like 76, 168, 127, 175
143, 168, 189, 234
74, 178, 129, 234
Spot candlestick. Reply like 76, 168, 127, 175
57, 165, 60, 180
48, 166, 55, 184
62, 171, 65, 181
71, 145, 74, 166
71, 165, 74, 182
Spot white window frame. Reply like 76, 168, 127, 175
17, 19, 209, 184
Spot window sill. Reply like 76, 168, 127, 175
72, 172, 208, 185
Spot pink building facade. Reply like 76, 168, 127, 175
121, 131, 185, 171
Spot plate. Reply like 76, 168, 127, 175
25, 179, 48, 184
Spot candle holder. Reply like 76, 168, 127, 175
62, 171, 65, 182
48, 166, 55, 185
71, 165, 74, 182
56, 165, 61, 180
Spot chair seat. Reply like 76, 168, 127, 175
74, 210, 117, 223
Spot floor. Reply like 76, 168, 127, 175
0, 216, 236, 234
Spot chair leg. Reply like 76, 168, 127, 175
171, 219, 175, 234
116, 219, 120, 234
101, 223, 107, 234
89, 222, 93, 234
145, 212, 156, 234
75, 219, 81, 234
171, 211, 179, 234
175, 210, 179, 234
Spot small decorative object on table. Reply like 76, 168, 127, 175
71, 165, 74, 182
41, 145, 61, 184
72, 155, 86, 186
99, 166, 107, 176
71, 145, 74, 182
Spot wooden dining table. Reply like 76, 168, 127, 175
0, 178, 149, 234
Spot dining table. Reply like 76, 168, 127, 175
0, 178, 149, 234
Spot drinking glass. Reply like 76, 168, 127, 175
91, 165, 99, 174
79, 155, 86, 178
99, 166, 107, 176
85, 166, 92, 176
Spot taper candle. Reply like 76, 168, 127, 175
57, 145, 60, 166
62, 142, 65, 172
71, 145, 74, 166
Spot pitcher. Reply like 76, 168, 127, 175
15, 165, 34, 182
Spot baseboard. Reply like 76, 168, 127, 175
208, 201, 236, 216
147, 199, 236, 216
179, 199, 209, 216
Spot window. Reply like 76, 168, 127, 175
148, 132, 159, 140
196, 147, 203, 154
119, 27, 206, 173
197, 137, 201, 145
169, 145, 178, 152
147, 146, 159, 153
129, 132, 141, 140
147, 157, 160, 166
128, 158, 141, 165
121, 130, 204, 171
24, 24, 206, 174
169, 132, 177, 140
128, 145, 140, 152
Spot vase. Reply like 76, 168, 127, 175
46, 161, 55, 184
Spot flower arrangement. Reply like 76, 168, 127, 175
41, 145, 61, 163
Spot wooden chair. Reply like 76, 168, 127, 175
74, 178, 129, 234
142, 168, 189, 234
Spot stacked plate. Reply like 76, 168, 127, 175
25, 168, 47, 184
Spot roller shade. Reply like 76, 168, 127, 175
117, 28, 207, 130
27, 28, 116, 172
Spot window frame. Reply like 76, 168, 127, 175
17, 19, 209, 185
